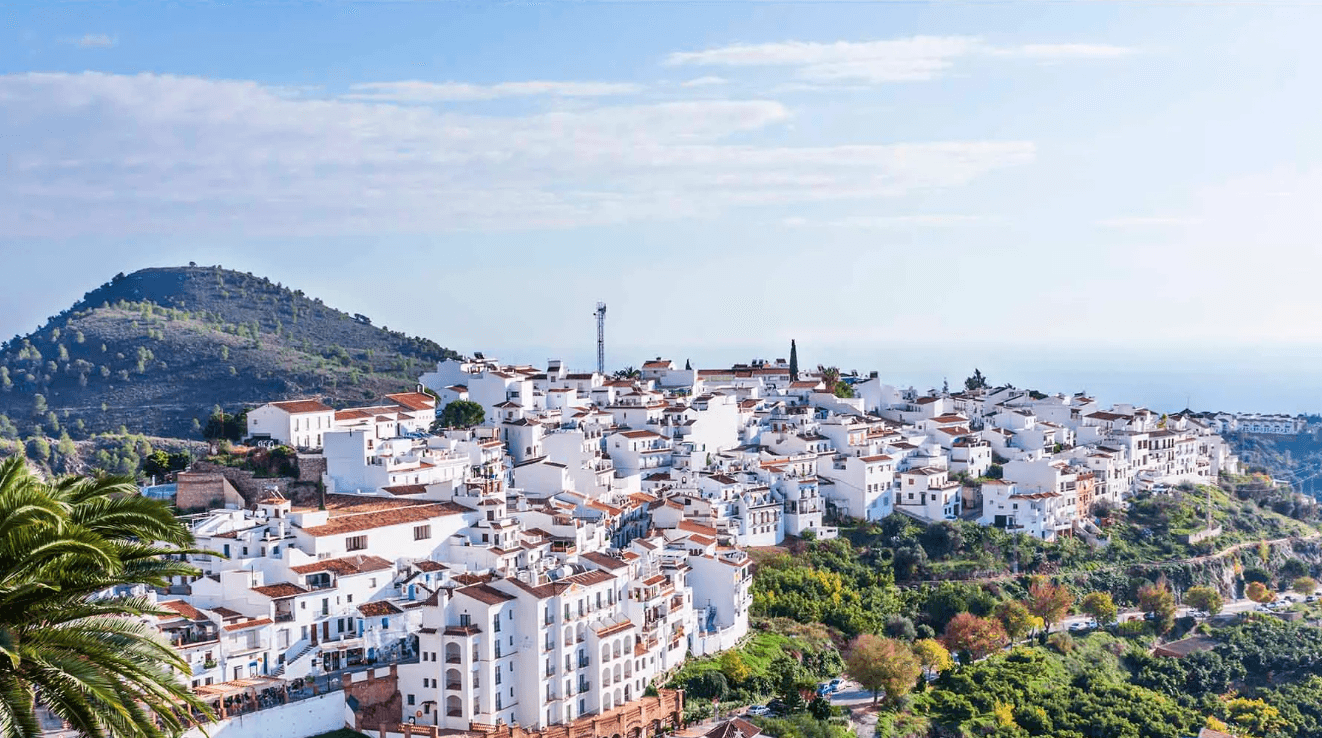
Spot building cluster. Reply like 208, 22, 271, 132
145, 353, 1243, 736
1197, 412, 1310, 436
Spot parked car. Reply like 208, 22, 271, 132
829, 678, 844, 691
746, 706, 772, 717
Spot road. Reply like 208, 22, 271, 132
1057, 594, 1276, 631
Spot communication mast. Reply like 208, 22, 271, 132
594, 302, 607, 375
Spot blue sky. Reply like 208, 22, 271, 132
3, 2, 1321, 412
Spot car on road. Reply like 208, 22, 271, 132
829, 678, 844, 691
746, 706, 772, 717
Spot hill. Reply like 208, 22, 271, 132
0, 265, 460, 439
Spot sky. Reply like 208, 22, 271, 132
2, 2, 1321, 413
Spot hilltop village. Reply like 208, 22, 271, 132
147, 354, 1246, 736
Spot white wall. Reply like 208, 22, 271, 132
182, 691, 344, 738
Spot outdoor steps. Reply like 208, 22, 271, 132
272, 642, 317, 677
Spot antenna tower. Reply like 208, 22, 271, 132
594, 302, 607, 375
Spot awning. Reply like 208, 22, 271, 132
193, 676, 285, 699
318, 637, 364, 652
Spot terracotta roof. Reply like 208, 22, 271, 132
385, 392, 437, 411
290, 555, 393, 576
211, 607, 243, 619
619, 430, 663, 439
299, 497, 468, 537
457, 583, 517, 605
158, 600, 207, 621
357, 601, 404, 617
223, 618, 272, 632
563, 570, 616, 587
413, 560, 447, 572
251, 583, 308, 599
381, 484, 429, 496
706, 718, 763, 738
580, 552, 630, 571
270, 399, 333, 414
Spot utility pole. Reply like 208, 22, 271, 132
594, 302, 607, 375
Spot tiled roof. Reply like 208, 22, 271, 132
357, 601, 404, 617
457, 583, 517, 606
385, 392, 436, 411
158, 599, 207, 621
580, 552, 629, 571
290, 555, 393, 576
223, 618, 272, 631
270, 399, 333, 414
381, 484, 429, 496
251, 583, 309, 599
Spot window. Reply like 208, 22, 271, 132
346, 594, 353, 603
493, 616, 501, 633
495, 666, 502, 685
346, 535, 368, 551
460, 613, 471, 627
408, 695, 415, 706
414, 525, 431, 541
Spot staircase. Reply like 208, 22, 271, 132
272, 642, 317, 678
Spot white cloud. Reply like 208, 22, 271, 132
666, 36, 1135, 84
0, 72, 1034, 237
71, 34, 115, 48
783, 214, 984, 228
680, 76, 729, 87
344, 79, 644, 102
1095, 216, 1200, 227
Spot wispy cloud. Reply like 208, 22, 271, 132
344, 80, 643, 102
783, 214, 984, 228
0, 72, 1034, 237
667, 36, 1135, 84
1096, 216, 1200, 227
680, 76, 728, 88
70, 33, 116, 48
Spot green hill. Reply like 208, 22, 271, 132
0, 266, 459, 439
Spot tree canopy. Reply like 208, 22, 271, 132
0, 456, 212, 737
434, 399, 486, 430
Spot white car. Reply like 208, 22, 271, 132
746, 706, 772, 717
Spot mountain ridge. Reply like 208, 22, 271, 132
0, 265, 460, 439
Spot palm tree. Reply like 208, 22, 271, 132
612, 366, 641, 380
0, 456, 212, 738
818, 365, 841, 393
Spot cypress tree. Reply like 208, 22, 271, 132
789, 339, 799, 380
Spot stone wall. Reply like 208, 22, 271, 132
374, 690, 684, 738
345, 665, 404, 733
176, 471, 245, 510
180, 691, 345, 738
188, 461, 295, 507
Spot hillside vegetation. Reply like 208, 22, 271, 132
0, 266, 459, 439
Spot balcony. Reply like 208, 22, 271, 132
447, 681, 461, 691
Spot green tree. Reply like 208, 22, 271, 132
435, 400, 486, 430
1139, 578, 1179, 633
964, 368, 989, 391
845, 635, 922, 706
994, 600, 1040, 641
1293, 576, 1318, 596
718, 650, 752, 685
32, 393, 46, 414
0, 457, 212, 737
1080, 591, 1120, 626
1183, 586, 1224, 616
789, 340, 799, 381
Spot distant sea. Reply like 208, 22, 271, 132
490, 342, 1321, 416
